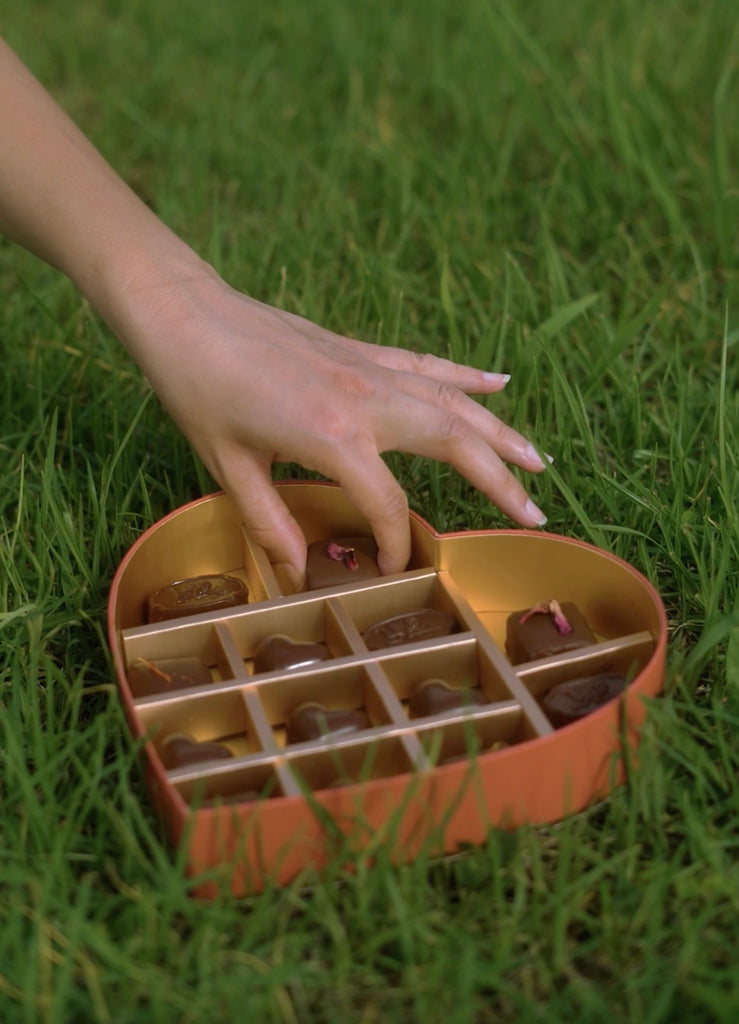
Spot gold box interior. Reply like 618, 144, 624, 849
112, 488, 662, 809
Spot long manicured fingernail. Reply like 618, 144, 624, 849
525, 442, 552, 470
524, 499, 548, 526
482, 372, 511, 385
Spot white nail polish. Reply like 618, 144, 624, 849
525, 499, 547, 526
525, 443, 547, 470
482, 372, 511, 384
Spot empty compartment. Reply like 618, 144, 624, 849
378, 638, 515, 714
415, 701, 524, 764
284, 733, 416, 792
255, 663, 390, 748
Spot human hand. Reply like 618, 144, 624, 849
0, 35, 547, 589
119, 259, 548, 589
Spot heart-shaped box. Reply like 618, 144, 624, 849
108, 482, 667, 897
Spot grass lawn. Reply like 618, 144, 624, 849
1, 0, 738, 1020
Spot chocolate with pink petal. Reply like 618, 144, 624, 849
505, 600, 594, 664
305, 536, 380, 590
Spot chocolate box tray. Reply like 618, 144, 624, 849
107, 482, 667, 896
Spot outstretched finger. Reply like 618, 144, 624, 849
345, 339, 513, 396
368, 393, 548, 528
366, 368, 550, 475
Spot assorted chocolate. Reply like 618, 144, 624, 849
127, 656, 211, 698
362, 608, 458, 651
139, 556, 641, 795
148, 573, 248, 623
505, 599, 594, 664
407, 678, 487, 718
305, 536, 380, 590
540, 672, 627, 728
252, 634, 331, 673
285, 702, 371, 744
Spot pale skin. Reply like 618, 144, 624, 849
0, 35, 548, 589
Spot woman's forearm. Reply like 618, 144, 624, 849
0, 36, 199, 341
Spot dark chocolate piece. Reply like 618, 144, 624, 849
362, 608, 457, 651
285, 702, 371, 744
408, 678, 487, 718
305, 536, 380, 590
161, 733, 234, 770
252, 634, 331, 673
505, 600, 594, 664
127, 656, 211, 698
148, 573, 248, 623
540, 672, 627, 728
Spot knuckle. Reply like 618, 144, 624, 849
436, 410, 473, 448
312, 407, 358, 445
434, 380, 464, 409
485, 416, 508, 448
405, 350, 439, 377
377, 486, 409, 524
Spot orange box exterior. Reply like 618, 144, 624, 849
108, 483, 667, 897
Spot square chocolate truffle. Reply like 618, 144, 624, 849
305, 536, 380, 590
505, 599, 595, 664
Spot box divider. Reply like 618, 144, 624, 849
514, 631, 656, 699
364, 662, 430, 771
272, 762, 302, 798
436, 572, 553, 739
240, 527, 283, 601
323, 596, 367, 656
241, 690, 279, 754
214, 622, 249, 681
